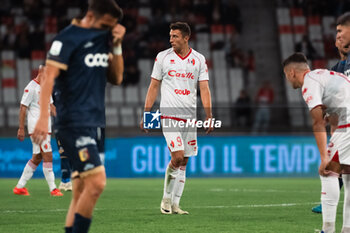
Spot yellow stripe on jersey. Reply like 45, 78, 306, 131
46, 59, 68, 71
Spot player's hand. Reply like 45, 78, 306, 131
17, 128, 25, 141
112, 24, 126, 46
140, 117, 149, 133
32, 117, 48, 144
319, 160, 331, 176
204, 117, 214, 134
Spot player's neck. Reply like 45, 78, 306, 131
175, 46, 190, 57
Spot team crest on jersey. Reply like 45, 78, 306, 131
79, 148, 90, 162
170, 59, 175, 64
188, 58, 195, 66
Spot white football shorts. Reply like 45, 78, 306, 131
30, 134, 52, 154
162, 118, 198, 157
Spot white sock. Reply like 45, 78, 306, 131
173, 166, 186, 206
163, 162, 178, 199
320, 175, 340, 233
342, 174, 350, 231
43, 162, 56, 191
17, 160, 37, 188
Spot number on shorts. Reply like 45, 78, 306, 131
177, 136, 182, 146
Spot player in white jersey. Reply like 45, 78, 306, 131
283, 53, 350, 233
13, 65, 63, 197
140, 22, 213, 215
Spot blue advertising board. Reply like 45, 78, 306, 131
0, 136, 320, 178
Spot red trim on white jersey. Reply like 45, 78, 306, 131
175, 48, 192, 60
33, 79, 40, 85
338, 123, 350, 129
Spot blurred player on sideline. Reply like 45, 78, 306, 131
14, 65, 63, 197
140, 22, 213, 215
32, 0, 125, 232
311, 30, 349, 214
283, 53, 350, 233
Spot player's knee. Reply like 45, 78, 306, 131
42, 152, 53, 162
171, 157, 182, 167
89, 180, 105, 198
31, 155, 42, 165
181, 157, 189, 167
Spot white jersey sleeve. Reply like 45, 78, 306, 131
151, 53, 164, 81
198, 54, 209, 81
302, 75, 324, 110
20, 88, 34, 107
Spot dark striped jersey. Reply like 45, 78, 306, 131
47, 23, 112, 128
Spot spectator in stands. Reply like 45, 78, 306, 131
15, 23, 31, 58
123, 62, 140, 86
252, 81, 274, 134
220, 0, 242, 33
295, 35, 319, 60
235, 89, 251, 127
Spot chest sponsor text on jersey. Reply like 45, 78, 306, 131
168, 70, 194, 79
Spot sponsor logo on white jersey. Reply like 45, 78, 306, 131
168, 70, 194, 79
84, 53, 109, 67
174, 89, 190, 95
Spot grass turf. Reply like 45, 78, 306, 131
0, 178, 343, 233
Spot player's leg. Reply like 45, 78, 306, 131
59, 127, 105, 233
161, 125, 184, 214
57, 138, 72, 191
341, 165, 350, 233
40, 135, 63, 196
171, 129, 197, 214
65, 176, 84, 233
161, 150, 183, 214
320, 174, 340, 233
172, 157, 189, 215
13, 140, 42, 195
72, 170, 106, 232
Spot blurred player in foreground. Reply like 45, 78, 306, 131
14, 65, 63, 197
32, 0, 125, 232
311, 29, 349, 214
283, 53, 350, 233
140, 22, 213, 215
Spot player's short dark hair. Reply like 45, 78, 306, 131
88, 0, 123, 20
282, 53, 308, 68
337, 12, 350, 26
170, 22, 191, 38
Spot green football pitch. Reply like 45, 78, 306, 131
0, 178, 344, 233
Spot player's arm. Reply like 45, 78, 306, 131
32, 65, 60, 144
108, 24, 126, 85
199, 80, 213, 134
140, 78, 161, 133
17, 104, 28, 141
310, 106, 331, 176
